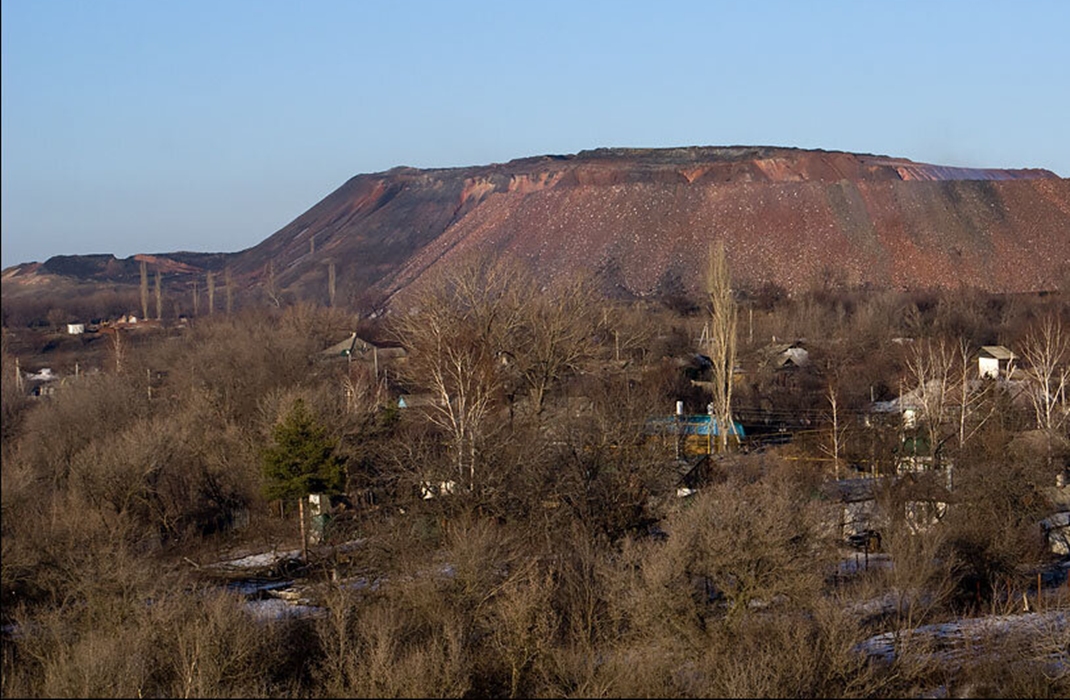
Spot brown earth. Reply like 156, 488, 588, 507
4, 146, 1069, 304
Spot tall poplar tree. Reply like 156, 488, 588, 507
207, 272, 215, 315
706, 242, 738, 452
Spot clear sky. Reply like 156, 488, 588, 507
2, 0, 1068, 269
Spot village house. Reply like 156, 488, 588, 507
821, 471, 952, 545
21, 367, 59, 398
754, 339, 811, 391
820, 477, 880, 543
767, 340, 810, 371
978, 345, 1015, 379
320, 332, 407, 363
397, 393, 440, 409
646, 403, 745, 459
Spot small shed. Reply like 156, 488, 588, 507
978, 345, 1014, 379
66, 323, 85, 335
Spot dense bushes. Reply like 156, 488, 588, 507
2, 277, 1068, 697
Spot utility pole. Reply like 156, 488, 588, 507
154, 269, 163, 320
707, 401, 714, 455
139, 260, 149, 321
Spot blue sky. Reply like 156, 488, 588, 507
2, 0, 1068, 269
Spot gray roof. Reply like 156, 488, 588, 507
979, 345, 1015, 361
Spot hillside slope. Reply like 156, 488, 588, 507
5, 147, 1068, 304
237, 146, 1070, 300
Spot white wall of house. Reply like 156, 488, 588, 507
978, 356, 1000, 379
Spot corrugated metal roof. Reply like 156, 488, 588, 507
647, 415, 745, 437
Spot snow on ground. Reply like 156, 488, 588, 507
209, 539, 366, 571
857, 610, 1069, 666
243, 598, 324, 622
226, 578, 294, 597
215, 549, 301, 570
837, 552, 893, 576
844, 591, 900, 619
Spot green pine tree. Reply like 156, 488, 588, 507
261, 399, 345, 561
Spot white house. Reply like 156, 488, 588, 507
66, 323, 85, 335
978, 345, 1014, 379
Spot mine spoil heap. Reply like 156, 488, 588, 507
12, 146, 1070, 300
237, 146, 1070, 299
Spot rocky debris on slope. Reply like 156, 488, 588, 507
5, 147, 1067, 300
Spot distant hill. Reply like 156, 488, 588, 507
4, 146, 1069, 307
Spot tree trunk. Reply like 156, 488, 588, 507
706, 242, 737, 453
225, 268, 233, 315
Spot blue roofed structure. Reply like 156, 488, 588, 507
648, 414, 745, 437
647, 414, 745, 455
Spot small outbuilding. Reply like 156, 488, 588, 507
978, 345, 1014, 379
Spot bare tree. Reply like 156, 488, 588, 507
264, 261, 281, 308
955, 338, 995, 451
191, 279, 200, 316
511, 273, 598, 416
905, 337, 956, 469
821, 382, 848, 479
878, 511, 959, 659
1018, 315, 1069, 434
110, 328, 125, 374
392, 255, 521, 490
600, 301, 656, 364
632, 468, 830, 630
705, 242, 738, 452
